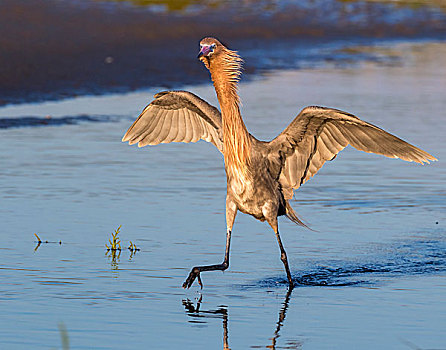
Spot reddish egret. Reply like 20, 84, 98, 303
122, 37, 436, 289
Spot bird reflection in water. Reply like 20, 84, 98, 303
267, 287, 302, 350
183, 295, 230, 349
182, 288, 301, 349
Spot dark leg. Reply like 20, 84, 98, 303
182, 228, 231, 289
266, 213, 294, 288
183, 199, 237, 289
274, 229, 294, 288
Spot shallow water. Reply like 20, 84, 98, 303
0, 42, 445, 349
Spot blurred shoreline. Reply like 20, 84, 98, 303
1, 0, 445, 106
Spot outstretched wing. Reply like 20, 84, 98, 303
122, 90, 223, 151
268, 106, 437, 199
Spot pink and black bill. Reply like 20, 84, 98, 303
198, 44, 215, 58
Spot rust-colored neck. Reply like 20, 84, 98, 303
208, 48, 251, 177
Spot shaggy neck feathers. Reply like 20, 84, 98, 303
208, 48, 251, 177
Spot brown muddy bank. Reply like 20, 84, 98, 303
1, 0, 445, 105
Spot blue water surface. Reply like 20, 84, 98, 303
0, 42, 445, 349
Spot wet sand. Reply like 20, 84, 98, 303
1, 0, 446, 105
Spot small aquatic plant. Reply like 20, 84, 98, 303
105, 225, 141, 265
106, 225, 122, 251
128, 241, 140, 252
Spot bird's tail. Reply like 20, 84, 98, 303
285, 201, 312, 230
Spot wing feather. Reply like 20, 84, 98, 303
136, 108, 164, 146
153, 109, 172, 145
268, 106, 436, 199
164, 109, 179, 143
190, 109, 202, 143
127, 107, 160, 145
326, 123, 348, 147
174, 109, 187, 143
183, 108, 193, 143
339, 123, 371, 151
199, 116, 209, 141
139, 110, 166, 147
122, 91, 223, 151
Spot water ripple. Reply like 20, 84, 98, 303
255, 239, 446, 288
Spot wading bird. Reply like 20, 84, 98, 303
122, 37, 436, 289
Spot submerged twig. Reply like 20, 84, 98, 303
34, 233, 43, 243
33, 233, 62, 251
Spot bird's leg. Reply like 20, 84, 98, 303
183, 200, 237, 289
266, 215, 294, 289
274, 229, 294, 288
182, 229, 232, 289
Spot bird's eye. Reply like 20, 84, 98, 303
211, 44, 216, 49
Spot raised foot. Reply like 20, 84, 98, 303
182, 262, 229, 289
183, 267, 203, 289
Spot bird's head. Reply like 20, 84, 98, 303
198, 37, 224, 66
198, 37, 243, 82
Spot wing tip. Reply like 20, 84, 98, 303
397, 153, 437, 165
427, 154, 438, 162
409, 149, 437, 165
419, 157, 438, 165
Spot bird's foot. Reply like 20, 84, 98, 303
183, 267, 203, 289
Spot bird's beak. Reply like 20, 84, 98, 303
198, 45, 212, 59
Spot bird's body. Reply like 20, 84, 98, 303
227, 139, 284, 221
123, 37, 436, 289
